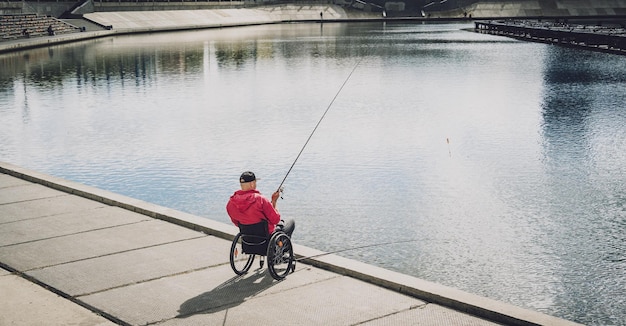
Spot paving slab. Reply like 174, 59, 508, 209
0, 206, 151, 246
361, 303, 501, 325
28, 236, 232, 296
0, 183, 65, 205
0, 274, 116, 326
157, 310, 227, 325
0, 174, 29, 188
216, 274, 424, 325
0, 193, 107, 224
79, 264, 370, 325
0, 219, 204, 271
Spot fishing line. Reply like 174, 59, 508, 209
294, 238, 419, 262
276, 58, 363, 194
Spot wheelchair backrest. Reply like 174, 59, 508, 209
239, 220, 269, 255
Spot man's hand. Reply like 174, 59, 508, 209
271, 191, 280, 207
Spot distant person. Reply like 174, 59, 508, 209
226, 171, 295, 237
22, 29, 30, 38
47, 25, 55, 36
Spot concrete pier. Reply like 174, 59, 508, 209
0, 161, 582, 325
475, 20, 626, 54
424, 0, 626, 19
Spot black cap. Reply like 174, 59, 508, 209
239, 171, 256, 183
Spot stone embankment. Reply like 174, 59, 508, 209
0, 4, 379, 53
82, 4, 380, 31
83, 5, 382, 32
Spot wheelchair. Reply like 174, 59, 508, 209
229, 220, 295, 280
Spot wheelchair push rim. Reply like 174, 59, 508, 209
267, 232, 295, 280
230, 233, 255, 275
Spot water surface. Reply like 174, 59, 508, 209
1, 22, 625, 325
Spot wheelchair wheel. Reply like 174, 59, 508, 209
267, 232, 294, 280
230, 233, 255, 275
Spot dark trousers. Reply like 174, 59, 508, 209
276, 218, 295, 237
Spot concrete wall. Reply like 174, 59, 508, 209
0, 1, 23, 15
83, 4, 379, 31
1, 1, 77, 17
1, 0, 249, 17
92, 1, 245, 13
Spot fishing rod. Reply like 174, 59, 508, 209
294, 238, 419, 262
276, 59, 363, 194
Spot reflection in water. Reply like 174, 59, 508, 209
539, 46, 626, 323
1, 22, 625, 325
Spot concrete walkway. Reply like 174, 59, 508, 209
0, 162, 581, 325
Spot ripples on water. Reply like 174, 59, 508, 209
1, 22, 625, 325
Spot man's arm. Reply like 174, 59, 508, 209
271, 191, 280, 209
264, 192, 281, 226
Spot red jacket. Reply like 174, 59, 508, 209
226, 189, 281, 234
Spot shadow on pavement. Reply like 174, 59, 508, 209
176, 269, 277, 319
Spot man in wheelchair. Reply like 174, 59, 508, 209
226, 171, 295, 237
227, 171, 296, 279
